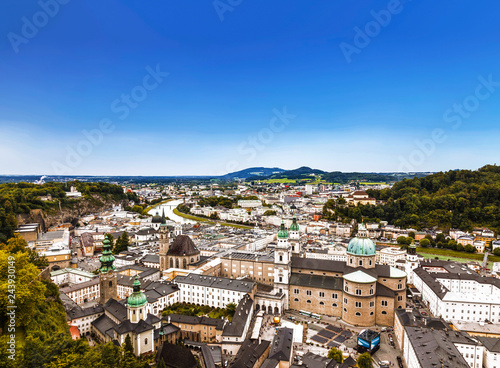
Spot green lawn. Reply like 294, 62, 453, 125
173, 208, 253, 229
419, 253, 495, 269
416, 247, 500, 262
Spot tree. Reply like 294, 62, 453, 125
464, 244, 476, 253
420, 238, 431, 248
263, 210, 277, 216
493, 248, 500, 256
456, 244, 464, 252
124, 334, 134, 355
396, 236, 407, 245
436, 233, 446, 243
409, 231, 415, 239
357, 352, 373, 368
114, 232, 130, 254
327, 347, 343, 363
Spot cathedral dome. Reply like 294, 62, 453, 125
127, 276, 147, 308
347, 225, 376, 256
277, 222, 289, 239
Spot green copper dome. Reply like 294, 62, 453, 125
99, 236, 116, 273
347, 225, 376, 256
289, 217, 299, 232
127, 276, 147, 308
277, 221, 289, 239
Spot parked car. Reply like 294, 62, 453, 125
378, 361, 390, 368
397, 356, 404, 368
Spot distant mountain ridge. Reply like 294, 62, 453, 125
220, 167, 285, 179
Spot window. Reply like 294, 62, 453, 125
359, 260, 363, 266
306, 290, 312, 296
355, 289, 362, 296
344, 298, 348, 304
294, 289, 299, 294
345, 285, 349, 292
332, 293, 338, 299
355, 312, 361, 316
370, 301, 374, 307
319, 301, 324, 305
397, 283, 403, 290
397, 296, 403, 301
307, 300, 311, 304
332, 303, 338, 307
369, 288, 374, 295
370, 311, 374, 315
382, 311, 387, 314
381, 300, 388, 307
319, 292, 325, 297
294, 298, 299, 302
145, 338, 148, 345
109, 281, 113, 287
355, 302, 362, 308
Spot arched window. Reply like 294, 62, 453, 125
306, 300, 311, 304
170, 259, 174, 268
398, 283, 403, 290
176, 259, 179, 268
370, 312, 374, 315
109, 281, 112, 287
145, 338, 148, 345
382, 311, 387, 315
355, 312, 361, 316
359, 260, 363, 266
191, 258, 194, 263
369, 288, 374, 295
369, 260, 372, 266
183, 258, 187, 268
294, 298, 299, 302
332, 303, 338, 307
319, 301, 324, 305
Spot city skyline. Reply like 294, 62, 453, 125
1, 1, 500, 175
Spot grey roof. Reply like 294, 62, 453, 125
174, 274, 255, 293
476, 336, 500, 352
157, 342, 198, 368
228, 338, 271, 368
66, 304, 104, 321
222, 294, 253, 337
291, 257, 346, 273
376, 282, 396, 297
289, 273, 343, 291
201, 345, 216, 368
168, 235, 200, 256
166, 314, 225, 330
92, 314, 117, 338
404, 326, 469, 368
268, 327, 293, 362
142, 254, 160, 264
103, 298, 128, 323
261, 358, 279, 368
302, 351, 332, 368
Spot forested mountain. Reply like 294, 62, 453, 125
0, 181, 137, 242
323, 165, 500, 232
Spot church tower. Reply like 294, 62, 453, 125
159, 210, 169, 271
405, 243, 419, 283
289, 216, 300, 254
127, 276, 148, 323
99, 235, 117, 304
274, 221, 291, 309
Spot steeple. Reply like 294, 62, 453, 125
161, 208, 166, 225
99, 235, 116, 273
127, 276, 148, 323
289, 216, 299, 232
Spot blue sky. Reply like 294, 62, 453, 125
1, 0, 500, 175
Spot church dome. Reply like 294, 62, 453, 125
347, 225, 376, 256
127, 276, 147, 308
277, 222, 289, 239
289, 217, 299, 232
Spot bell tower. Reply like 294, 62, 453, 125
274, 221, 291, 310
99, 235, 117, 304
289, 216, 300, 254
159, 209, 169, 271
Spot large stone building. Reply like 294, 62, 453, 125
224, 222, 407, 326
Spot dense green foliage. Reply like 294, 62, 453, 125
324, 166, 500, 232
114, 232, 131, 254
0, 235, 152, 368
162, 302, 237, 321
0, 181, 138, 242
327, 347, 343, 362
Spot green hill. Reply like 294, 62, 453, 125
323, 165, 500, 232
